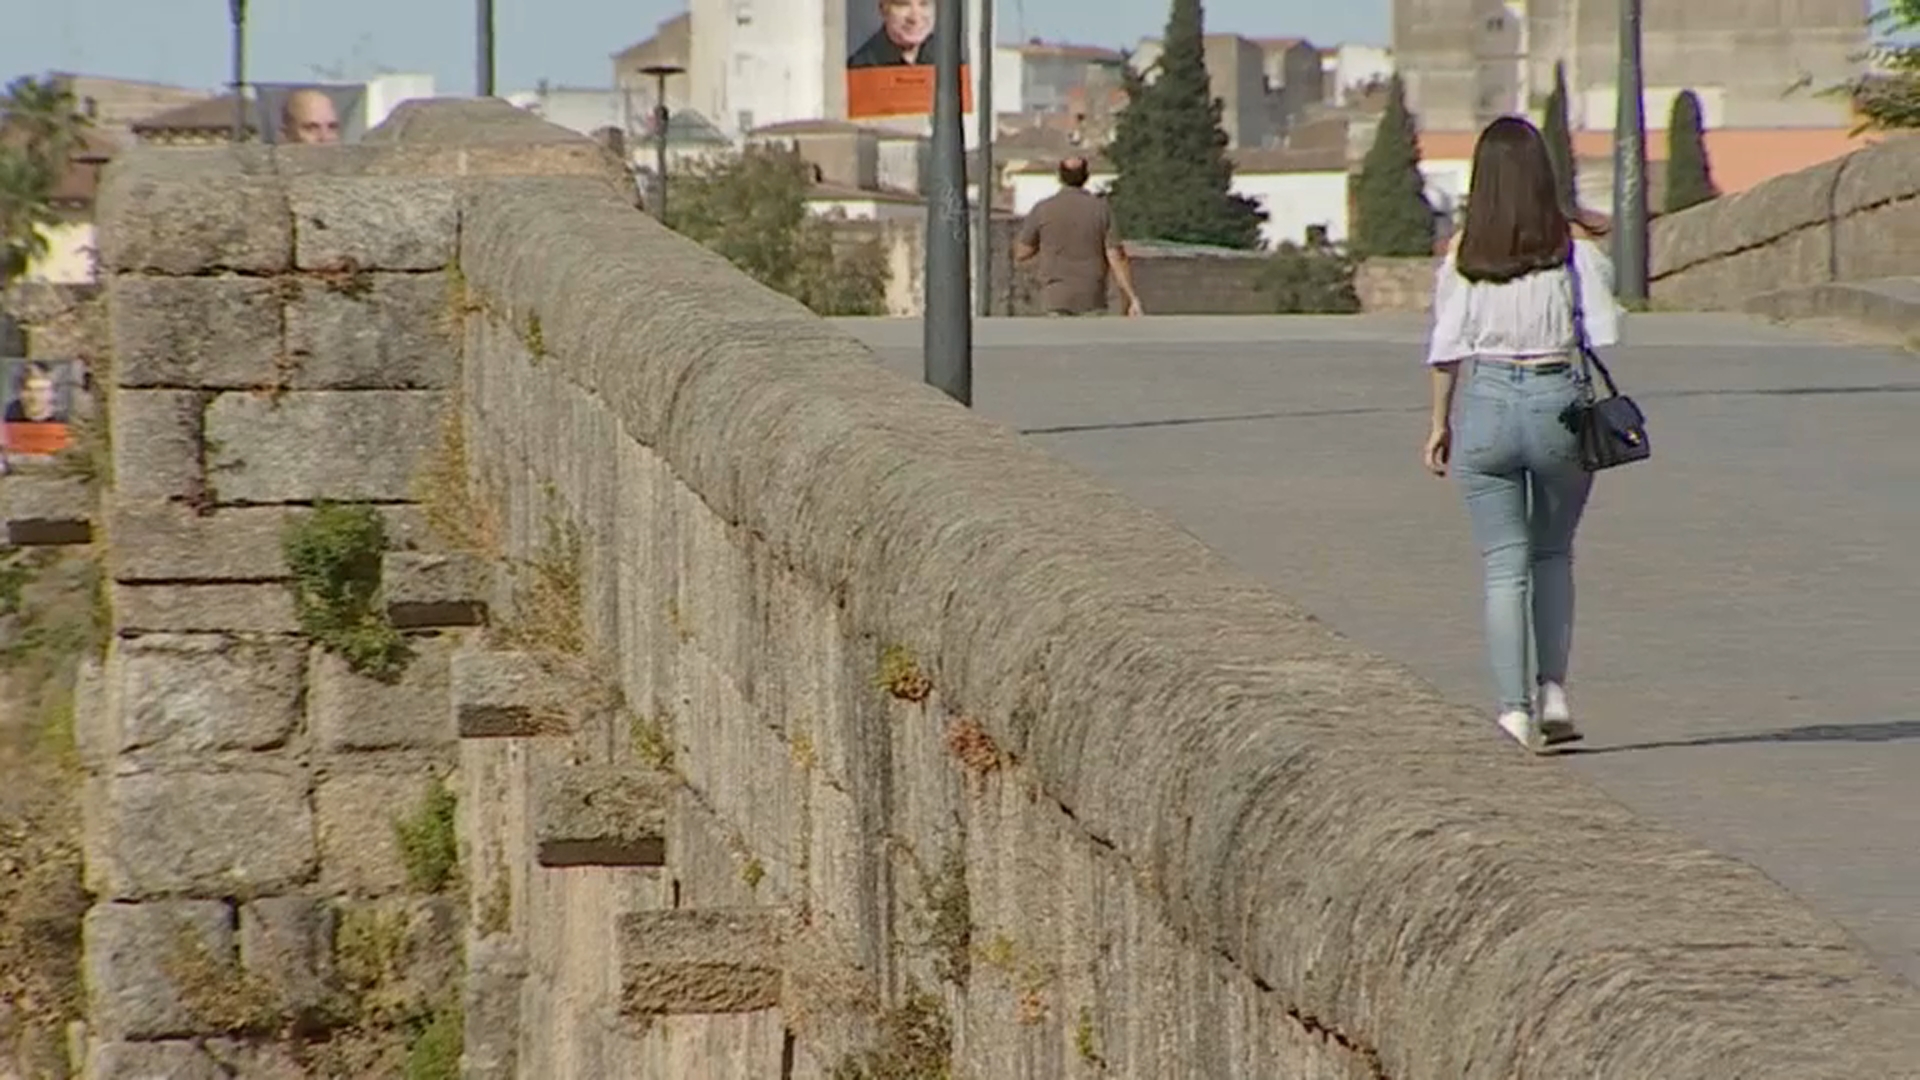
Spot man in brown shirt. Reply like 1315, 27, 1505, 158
1014, 158, 1144, 317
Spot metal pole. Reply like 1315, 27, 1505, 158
654, 75, 670, 221
1611, 0, 1648, 303
229, 0, 247, 142
974, 0, 994, 317
477, 0, 496, 97
924, 0, 973, 404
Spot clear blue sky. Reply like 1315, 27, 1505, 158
3, 0, 1388, 95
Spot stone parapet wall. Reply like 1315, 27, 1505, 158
79, 101, 1920, 1079
1355, 257, 1436, 313
1651, 133, 1920, 309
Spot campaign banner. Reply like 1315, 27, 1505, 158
846, 0, 973, 119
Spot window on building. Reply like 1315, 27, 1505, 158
1485, 15, 1504, 30
737, 110, 755, 133
735, 2, 752, 24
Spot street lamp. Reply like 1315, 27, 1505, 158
924, 1, 973, 405
640, 64, 685, 222
974, 0, 994, 318
477, 0, 495, 97
1612, 0, 1649, 302
228, 0, 247, 142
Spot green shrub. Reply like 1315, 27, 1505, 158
394, 781, 459, 894
282, 502, 410, 680
1259, 242, 1361, 314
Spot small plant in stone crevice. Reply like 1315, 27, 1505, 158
876, 644, 932, 703
523, 312, 547, 361
164, 924, 287, 1034
494, 512, 586, 661
1075, 1006, 1107, 1068
919, 842, 972, 987
404, 996, 463, 1080
828, 985, 953, 1080
282, 502, 412, 681
628, 709, 676, 772
394, 780, 461, 895
944, 717, 1003, 788
412, 407, 502, 559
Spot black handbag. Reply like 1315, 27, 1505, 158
1562, 249, 1650, 471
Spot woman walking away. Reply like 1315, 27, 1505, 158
1421, 116, 1624, 754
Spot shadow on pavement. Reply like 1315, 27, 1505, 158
1569, 718, 1920, 756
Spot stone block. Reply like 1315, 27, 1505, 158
450, 648, 570, 737
462, 937, 527, 1080
288, 177, 458, 271
110, 634, 305, 756
107, 276, 285, 389
83, 899, 234, 1039
107, 389, 202, 503
112, 583, 299, 634
239, 895, 337, 1016
203, 390, 442, 503
92, 770, 316, 899
315, 766, 447, 896
309, 634, 457, 752
282, 273, 457, 390
619, 908, 789, 1015
332, 896, 462, 1014
201, 1039, 308, 1079
97, 168, 291, 274
88, 1039, 224, 1079
106, 502, 290, 582
533, 764, 670, 868
73, 655, 114, 767
1, 473, 93, 545
382, 551, 488, 628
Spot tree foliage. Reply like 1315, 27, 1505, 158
1842, 0, 1920, 130
1541, 62, 1576, 209
1104, 0, 1266, 249
0, 76, 89, 285
1664, 89, 1718, 214
1352, 75, 1435, 258
663, 145, 889, 317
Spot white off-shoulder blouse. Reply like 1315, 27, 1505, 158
1424, 238, 1625, 366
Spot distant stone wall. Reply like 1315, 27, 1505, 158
1651, 134, 1920, 309
1, 283, 107, 362
78, 101, 1920, 1080
1355, 257, 1436, 313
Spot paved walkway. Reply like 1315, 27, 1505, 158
841, 313, 1920, 987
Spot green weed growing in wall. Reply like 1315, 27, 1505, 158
282, 502, 411, 680
394, 780, 460, 895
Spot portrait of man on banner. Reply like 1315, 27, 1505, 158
846, 0, 973, 119
252, 84, 368, 145
2, 358, 80, 459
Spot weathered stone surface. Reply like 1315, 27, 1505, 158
107, 389, 202, 503
112, 583, 299, 634
239, 895, 337, 1016
106, 502, 289, 582
72, 655, 113, 767
533, 764, 670, 867
96, 151, 290, 274
83, 900, 234, 1039
88, 1039, 224, 1079
1, 473, 92, 545
449, 648, 569, 737
107, 276, 285, 388
110, 634, 304, 756
382, 550, 489, 628
289, 178, 457, 271
203, 390, 442, 503
283, 274, 457, 390
92, 770, 316, 899
462, 937, 527, 1080
315, 766, 447, 895
201, 1039, 308, 1079
331, 896, 461, 1015
309, 634, 458, 752
620, 908, 788, 1015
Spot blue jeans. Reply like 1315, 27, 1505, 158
1453, 359, 1594, 713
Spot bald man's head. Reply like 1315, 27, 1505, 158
282, 90, 342, 145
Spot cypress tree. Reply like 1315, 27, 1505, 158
1541, 62, 1576, 209
1104, 0, 1266, 249
1664, 89, 1718, 213
1352, 74, 1435, 257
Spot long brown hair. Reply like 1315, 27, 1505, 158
1455, 117, 1571, 284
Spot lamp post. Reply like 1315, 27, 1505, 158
228, 0, 247, 142
1611, 0, 1649, 303
973, 0, 994, 318
477, 0, 495, 96
924, 0, 973, 405
640, 64, 684, 222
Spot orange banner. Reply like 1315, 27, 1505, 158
847, 64, 972, 120
3, 421, 71, 457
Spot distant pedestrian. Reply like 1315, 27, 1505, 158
1013, 157, 1144, 317
1421, 116, 1626, 754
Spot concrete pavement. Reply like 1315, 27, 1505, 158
840, 313, 1920, 987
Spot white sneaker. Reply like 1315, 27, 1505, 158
1497, 710, 1547, 754
1536, 683, 1583, 747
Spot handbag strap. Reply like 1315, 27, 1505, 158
1564, 240, 1621, 399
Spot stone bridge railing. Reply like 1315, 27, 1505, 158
59, 100, 1920, 1079
1651, 133, 1920, 310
